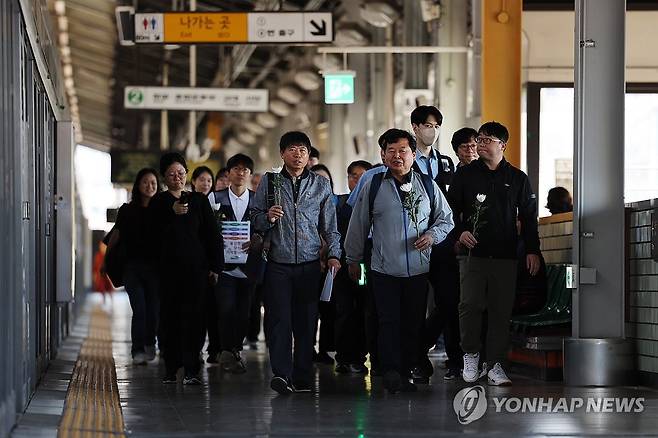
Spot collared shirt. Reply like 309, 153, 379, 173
347, 165, 387, 207
228, 186, 250, 221
415, 148, 440, 179
224, 187, 251, 279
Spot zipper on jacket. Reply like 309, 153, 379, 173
292, 176, 299, 263
403, 207, 411, 277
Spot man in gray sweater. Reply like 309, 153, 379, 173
345, 129, 454, 393
252, 131, 341, 395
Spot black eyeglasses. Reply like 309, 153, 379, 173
476, 136, 502, 145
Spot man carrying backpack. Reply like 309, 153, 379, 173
344, 129, 454, 394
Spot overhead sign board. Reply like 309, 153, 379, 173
134, 12, 332, 44
124, 86, 268, 112
323, 71, 355, 104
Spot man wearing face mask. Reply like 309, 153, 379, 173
410, 106, 455, 195
407, 106, 459, 384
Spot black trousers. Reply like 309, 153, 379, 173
216, 273, 253, 352
316, 277, 336, 353
263, 261, 322, 385
160, 267, 207, 377
371, 271, 428, 377
199, 284, 221, 356
247, 284, 264, 342
123, 261, 159, 356
423, 245, 464, 371
364, 264, 379, 370
333, 266, 367, 365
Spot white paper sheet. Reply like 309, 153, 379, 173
320, 267, 335, 302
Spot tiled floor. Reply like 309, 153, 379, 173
13, 292, 658, 437
108, 292, 658, 437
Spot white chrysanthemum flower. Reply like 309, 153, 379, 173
271, 165, 283, 173
476, 194, 486, 203
400, 183, 413, 193
212, 202, 221, 211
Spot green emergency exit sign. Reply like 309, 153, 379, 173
323, 71, 355, 104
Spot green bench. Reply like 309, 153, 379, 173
511, 264, 571, 332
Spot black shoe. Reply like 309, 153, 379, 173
400, 380, 418, 393
335, 363, 350, 374
270, 376, 293, 395
313, 351, 334, 365
162, 374, 177, 384
183, 375, 202, 385
383, 371, 402, 394
292, 382, 312, 393
444, 369, 459, 381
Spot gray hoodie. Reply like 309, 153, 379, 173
345, 170, 454, 277
252, 168, 341, 264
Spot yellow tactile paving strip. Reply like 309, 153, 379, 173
58, 306, 126, 438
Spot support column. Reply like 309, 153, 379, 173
564, 0, 632, 386
481, 0, 521, 167
437, 0, 468, 161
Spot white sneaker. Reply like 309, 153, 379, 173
479, 362, 489, 379
487, 363, 512, 386
462, 353, 480, 382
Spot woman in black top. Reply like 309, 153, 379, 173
150, 153, 223, 385
108, 168, 160, 365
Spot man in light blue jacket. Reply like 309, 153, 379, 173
345, 128, 453, 393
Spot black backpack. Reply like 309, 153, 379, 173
368, 170, 436, 227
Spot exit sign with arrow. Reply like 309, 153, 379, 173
323, 71, 355, 104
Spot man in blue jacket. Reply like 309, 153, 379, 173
345, 129, 454, 393
252, 131, 341, 394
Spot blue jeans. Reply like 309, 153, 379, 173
123, 261, 159, 356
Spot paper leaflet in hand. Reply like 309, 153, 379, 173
320, 267, 335, 302
222, 221, 250, 264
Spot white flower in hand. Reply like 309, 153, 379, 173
476, 193, 486, 203
271, 165, 283, 173
400, 182, 413, 193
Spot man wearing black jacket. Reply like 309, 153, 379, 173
448, 121, 541, 386
209, 153, 264, 374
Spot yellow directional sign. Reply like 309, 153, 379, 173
134, 12, 333, 44
164, 13, 248, 43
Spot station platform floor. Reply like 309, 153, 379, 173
11, 291, 658, 437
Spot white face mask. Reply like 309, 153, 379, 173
418, 126, 440, 146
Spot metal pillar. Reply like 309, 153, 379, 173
188, 0, 197, 152
564, 0, 633, 386
437, 0, 468, 161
